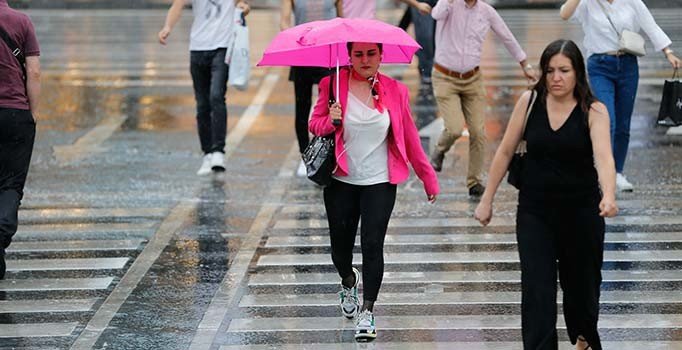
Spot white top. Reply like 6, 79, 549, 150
189, 0, 237, 51
566, 0, 671, 57
334, 92, 390, 186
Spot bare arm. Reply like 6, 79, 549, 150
335, 0, 343, 17
25, 56, 40, 116
398, 0, 432, 15
474, 91, 533, 226
559, 0, 581, 20
280, 0, 293, 30
589, 102, 618, 217
158, 0, 186, 45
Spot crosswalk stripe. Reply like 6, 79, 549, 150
7, 239, 144, 252
226, 314, 682, 332
257, 251, 682, 266
0, 322, 78, 338
219, 341, 682, 350
18, 208, 166, 220
0, 277, 113, 291
265, 232, 682, 247
239, 291, 681, 307
16, 222, 155, 234
6, 258, 129, 271
248, 270, 682, 286
0, 299, 97, 313
273, 216, 682, 229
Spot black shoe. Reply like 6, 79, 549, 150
468, 183, 485, 197
430, 150, 444, 172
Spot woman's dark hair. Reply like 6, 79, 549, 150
533, 39, 596, 115
346, 42, 383, 54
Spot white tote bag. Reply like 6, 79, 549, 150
226, 9, 250, 91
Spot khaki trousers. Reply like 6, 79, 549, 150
432, 68, 486, 188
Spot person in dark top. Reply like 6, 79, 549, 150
0, 0, 41, 280
474, 39, 618, 350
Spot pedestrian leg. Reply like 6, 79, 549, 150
460, 72, 486, 189
208, 48, 229, 153
190, 51, 213, 154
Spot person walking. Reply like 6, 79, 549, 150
474, 39, 618, 350
309, 42, 439, 341
429, 0, 537, 197
560, 0, 681, 192
0, 0, 41, 279
280, 0, 342, 177
158, 0, 250, 176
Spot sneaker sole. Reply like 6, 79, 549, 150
354, 331, 377, 341
211, 166, 226, 172
342, 308, 357, 319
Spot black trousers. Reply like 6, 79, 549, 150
0, 108, 36, 277
516, 193, 605, 350
190, 48, 228, 154
290, 67, 331, 154
323, 180, 396, 302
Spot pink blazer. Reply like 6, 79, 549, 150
309, 68, 440, 196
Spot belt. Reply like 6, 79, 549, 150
434, 63, 480, 80
601, 50, 627, 56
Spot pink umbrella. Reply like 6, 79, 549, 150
258, 17, 421, 94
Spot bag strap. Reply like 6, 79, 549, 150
595, 0, 621, 38
328, 74, 336, 105
0, 26, 27, 82
520, 89, 537, 141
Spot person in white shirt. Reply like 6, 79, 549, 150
158, 0, 250, 176
560, 0, 681, 193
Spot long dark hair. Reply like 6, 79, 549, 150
533, 39, 596, 115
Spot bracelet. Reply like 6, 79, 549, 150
664, 48, 674, 56
524, 63, 533, 71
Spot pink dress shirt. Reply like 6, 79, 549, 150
431, 0, 527, 73
309, 68, 440, 196
343, 0, 375, 19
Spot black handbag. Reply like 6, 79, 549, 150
507, 90, 536, 189
657, 69, 682, 127
302, 75, 337, 186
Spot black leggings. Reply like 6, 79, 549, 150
294, 77, 314, 154
323, 180, 397, 302
516, 194, 605, 350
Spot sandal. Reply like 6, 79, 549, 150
577, 336, 591, 350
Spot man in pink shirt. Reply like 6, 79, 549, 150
0, 0, 40, 279
429, 0, 536, 197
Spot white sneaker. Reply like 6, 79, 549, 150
210, 151, 225, 172
354, 309, 377, 341
296, 159, 307, 177
616, 173, 633, 192
339, 267, 360, 319
196, 154, 213, 176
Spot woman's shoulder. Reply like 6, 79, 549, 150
588, 100, 608, 117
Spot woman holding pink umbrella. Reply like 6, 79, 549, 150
308, 41, 439, 341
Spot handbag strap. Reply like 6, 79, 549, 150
520, 89, 537, 141
0, 26, 27, 83
595, 0, 621, 38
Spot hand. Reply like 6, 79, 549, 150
158, 25, 171, 45
427, 194, 437, 203
237, 1, 251, 16
473, 201, 492, 226
329, 102, 342, 124
523, 64, 538, 84
599, 196, 618, 218
415, 2, 432, 15
666, 52, 681, 69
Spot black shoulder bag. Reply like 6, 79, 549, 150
0, 26, 27, 82
302, 75, 337, 186
507, 89, 536, 189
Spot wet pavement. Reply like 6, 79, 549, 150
0, 6, 681, 350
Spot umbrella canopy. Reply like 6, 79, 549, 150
258, 17, 421, 68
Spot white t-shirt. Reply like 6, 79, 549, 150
189, 0, 237, 51
566, 0, 671, 57
334, 92, 390, 186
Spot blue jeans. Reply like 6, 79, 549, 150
190, 48, 229, 154
587, 54, 639, 173
410, 6, 435, 82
